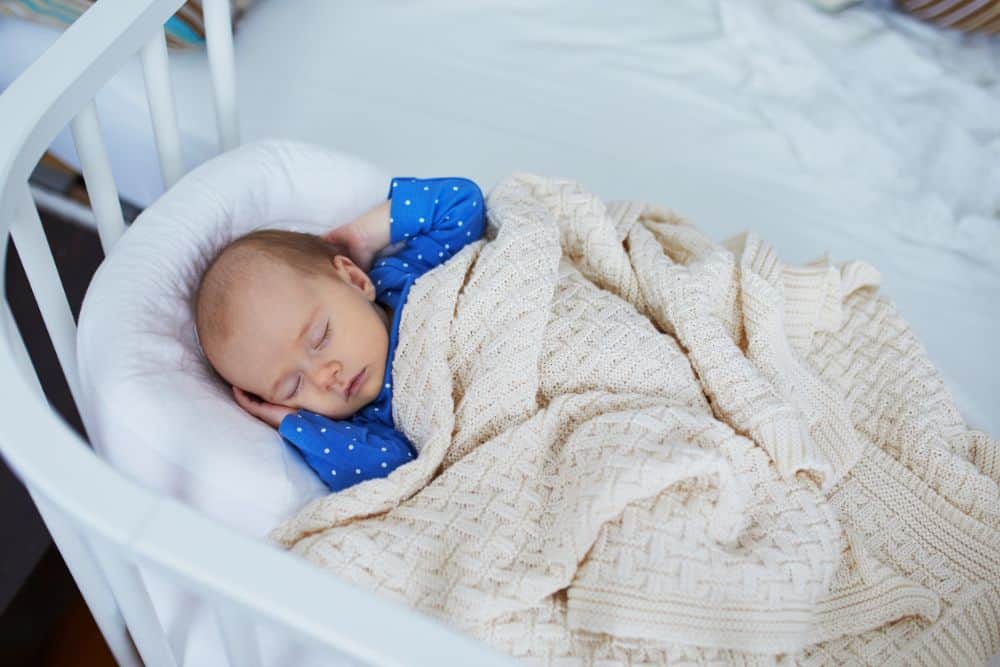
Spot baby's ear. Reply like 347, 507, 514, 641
331, 255, 375, 298
330, 253, 355, 275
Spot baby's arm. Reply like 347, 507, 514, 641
323, 200, 391, 271
325, 178, 485, 271
382, 177, 486, 271
279, 412, 416, 491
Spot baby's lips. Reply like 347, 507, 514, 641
344, 368, 366, 400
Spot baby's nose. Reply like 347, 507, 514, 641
316, 361, 344, 392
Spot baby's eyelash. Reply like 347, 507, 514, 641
315, 322, 331, 350
288, 376, 302, 399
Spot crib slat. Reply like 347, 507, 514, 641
7, 313, 139, 667
32, 493, 143, 667
215, 601, 264, 667
88, 538, 178, 667
5, 300, 44, 398
8, 182, 82, 405
202, 0, 241, 152
70, 101, 127, 253
140, 29, 185, 190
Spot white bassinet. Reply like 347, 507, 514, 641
2, 0, 999, 665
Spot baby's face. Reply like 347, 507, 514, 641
207, 256, 390, 419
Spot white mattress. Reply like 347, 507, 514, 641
3, 1, 999, 664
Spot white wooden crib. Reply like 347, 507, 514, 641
0, 1, 511, 664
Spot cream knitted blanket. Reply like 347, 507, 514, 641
271, 174, 1000, 665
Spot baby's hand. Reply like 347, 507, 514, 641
233, 386, 296, 429
322, 201, 391, 272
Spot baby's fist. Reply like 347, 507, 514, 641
323, 223, 376, 272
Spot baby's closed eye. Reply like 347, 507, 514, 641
312, 320, 331, 350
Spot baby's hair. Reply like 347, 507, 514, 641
194, 229, 349, 355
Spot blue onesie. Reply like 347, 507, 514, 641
277, 177, 486, 492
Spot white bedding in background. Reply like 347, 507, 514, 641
3, 2, 999, 665
2, 2, 997, 439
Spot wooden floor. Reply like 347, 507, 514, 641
0, 547, 115, 666
39, 594, 117, 667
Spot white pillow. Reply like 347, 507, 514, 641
77, 139, 391, 538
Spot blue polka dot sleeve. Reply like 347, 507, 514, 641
383, 177, 486, 273
279, 412, 416, 492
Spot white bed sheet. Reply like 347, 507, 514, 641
3, 1, 997, 438
3, 2, 999, 664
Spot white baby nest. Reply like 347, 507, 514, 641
77, 139, 390, 540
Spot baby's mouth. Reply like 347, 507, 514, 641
345, 367, 367, 400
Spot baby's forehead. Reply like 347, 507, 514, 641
214, 243, 306, 290
227, 251, 304, 301
201, 247, 292, 325
220, 240, 287, 272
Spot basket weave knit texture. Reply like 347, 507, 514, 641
272, 174, 1000, 665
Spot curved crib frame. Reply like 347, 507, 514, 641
0, 1, 511, 665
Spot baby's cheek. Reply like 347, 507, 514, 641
301, 393, 347, 420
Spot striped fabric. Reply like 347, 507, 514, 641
0, 0, 257, 49
898, 0, 1000, 33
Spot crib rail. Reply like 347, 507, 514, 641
0, 1, 510, 665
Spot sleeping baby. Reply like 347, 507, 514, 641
194, 177, 486, 491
